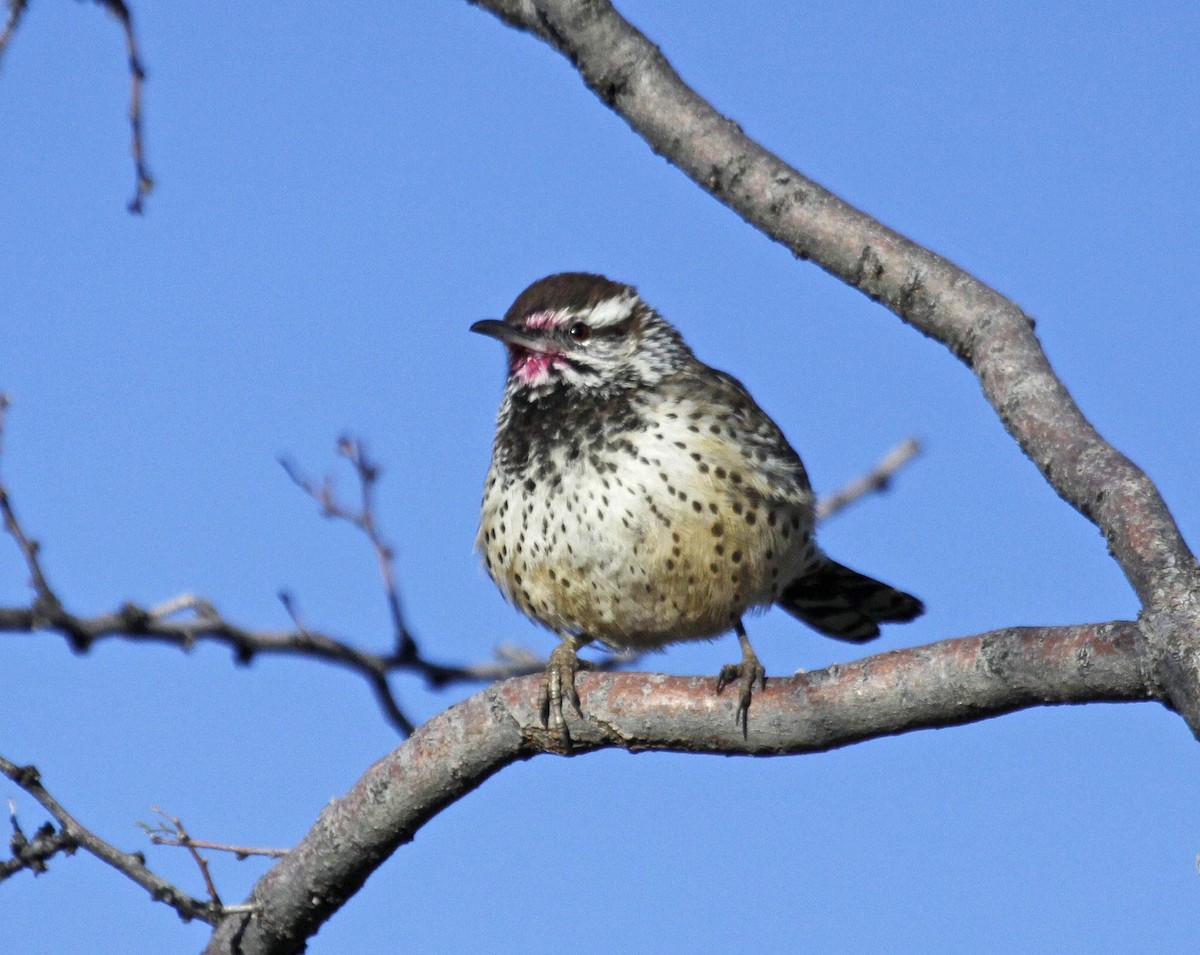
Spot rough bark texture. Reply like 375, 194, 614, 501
204, 622, 1159, 955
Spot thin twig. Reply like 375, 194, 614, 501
273, 589, 417, 733
137, 808, 224, 907
276, 590, 310, 638
281, 437, 417, 660
0, 480, 54, 603
147, 836, 287, 860
816, 438, 922, 522
90, 0, 153, 212
0, 395, 60, 610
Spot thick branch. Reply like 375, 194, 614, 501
465, 0, 1200, 727
204, 620, 1155, 955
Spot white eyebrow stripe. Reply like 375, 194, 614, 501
584, 292, 638, 328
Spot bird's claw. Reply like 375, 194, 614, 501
538, 642, 593, 742
716, 655, 766, 733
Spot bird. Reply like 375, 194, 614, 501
471, 272, 923, 736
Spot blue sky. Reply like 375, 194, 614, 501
2, 2, 1198, 952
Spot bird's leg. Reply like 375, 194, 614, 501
716, 619, 766, 732
538, 634, 593, 741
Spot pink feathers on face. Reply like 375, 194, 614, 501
508, 310, 569, 385
511, 349, 567, 385
522, 310, 565, 330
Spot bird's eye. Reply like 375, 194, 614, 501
568, 322, 591, 342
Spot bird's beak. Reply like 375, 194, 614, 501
469, 319, 551, 352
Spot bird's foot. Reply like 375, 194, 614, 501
538, 640, 593, 742
716, 644, 766, 733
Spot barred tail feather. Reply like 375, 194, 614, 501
778, 559, 924, 643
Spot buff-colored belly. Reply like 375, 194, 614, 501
479, 431, 813, 648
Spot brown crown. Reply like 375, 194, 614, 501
503, 272, 636, 323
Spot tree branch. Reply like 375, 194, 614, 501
0, 756, 230, 923
0, 397, 57, 615
203, 619, 1157, 955
465, 0, 1200, 731
96, 0, 155, 214
145, 836, 287, 861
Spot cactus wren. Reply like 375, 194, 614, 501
472, 272, 923, 734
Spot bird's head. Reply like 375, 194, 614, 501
471, 272, 691, 397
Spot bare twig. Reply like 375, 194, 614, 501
147, 836, 287, 861
138, 808, 224, 907
135, 806, 288, 894
90, 0, 153, 212
281, 438, 417, 660
0, 755, 224, 923
816, 438, 922, 522
0, 480, 55, 605
0, 395, 69, 631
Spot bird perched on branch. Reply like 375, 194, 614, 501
472, 272, 922, 737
